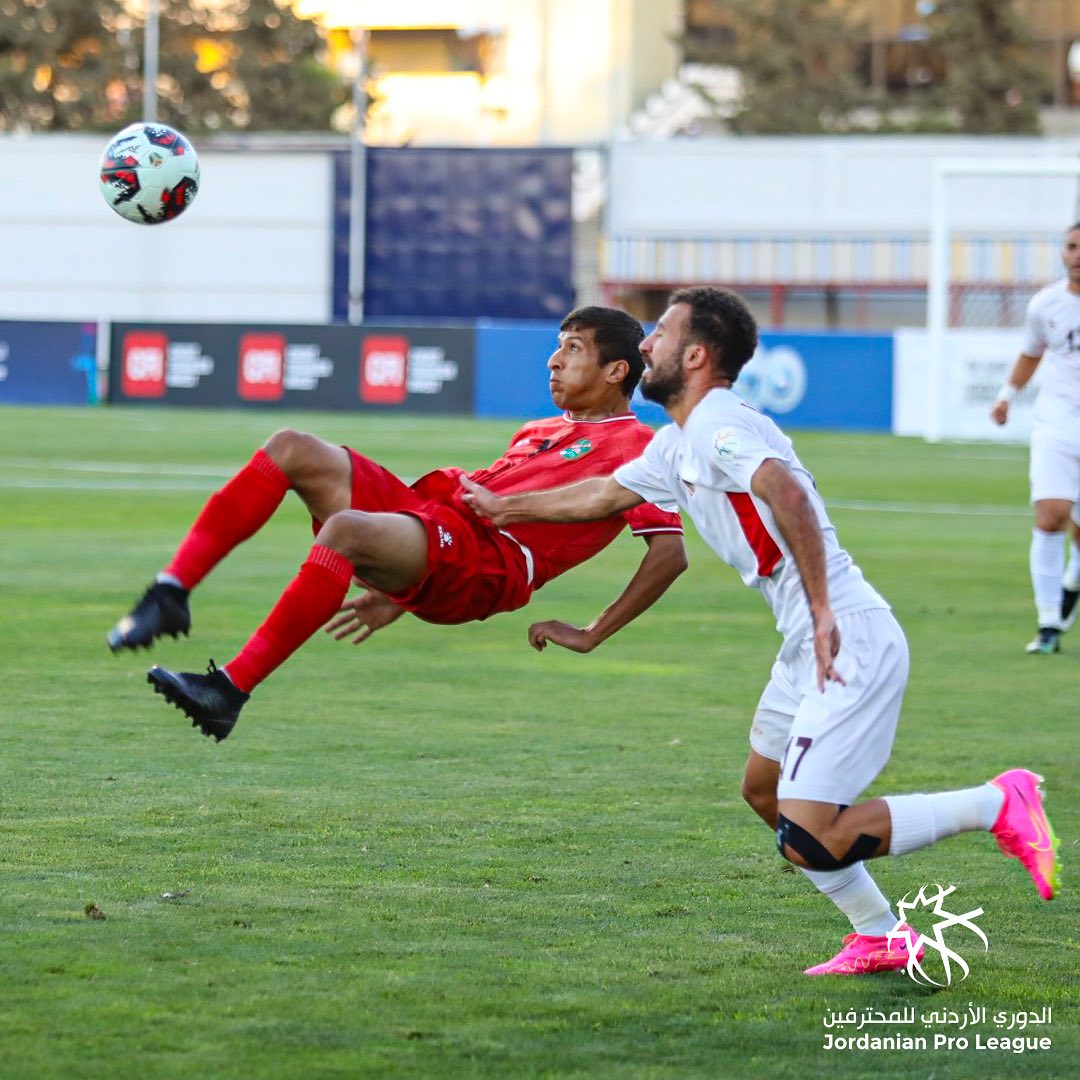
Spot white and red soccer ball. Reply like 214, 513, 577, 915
99, 122, 200, 225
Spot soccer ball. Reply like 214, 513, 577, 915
99, 122, 200, 225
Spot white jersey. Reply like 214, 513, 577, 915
614, 388, 887, 650
1021, 278, 1080, 433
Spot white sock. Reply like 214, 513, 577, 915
883, 785, 1004, 856
1064, 541, 1080, 591
1030, 529, 1066, 627
155, 572, 185, 590
800, 863, 897, 936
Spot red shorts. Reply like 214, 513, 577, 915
339, 449, 534, 624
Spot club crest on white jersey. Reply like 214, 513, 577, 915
713, 427, 742, 463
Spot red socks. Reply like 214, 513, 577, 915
164, 449, 290, 590
162, 452, 355, 694
224, 545, 354, 693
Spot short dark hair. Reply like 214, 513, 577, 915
668, 286, 759, 382
560, 305, 645, 396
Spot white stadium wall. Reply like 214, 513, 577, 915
0, 135, 334, 324
606, 136, 1080, 236
602, 136, 1080, 300
8, 132, 1080, 328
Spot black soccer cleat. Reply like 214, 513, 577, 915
147, 659, 249, 742
1024, 627, 1061, 656
1061, 587, 1080, 633
108, 582, 191, 652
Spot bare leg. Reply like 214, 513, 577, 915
262, 428, 353, 523
223, 509, 429, 693
741, 750, 897, 936
775, 784, 1004, 869
741, 749, 780, 829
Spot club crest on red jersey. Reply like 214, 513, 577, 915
560, 438, 592, 460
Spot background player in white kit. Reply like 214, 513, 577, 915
991, 222, 1080, 654
463, 286, 1060, 976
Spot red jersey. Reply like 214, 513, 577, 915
412, 412, 683, 590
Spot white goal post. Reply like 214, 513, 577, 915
924, 157, 1080, 443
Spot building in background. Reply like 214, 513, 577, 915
684, 1, 1080, 114
601, 2, 1080, 327
299, 1, 1080, 147
8, 1, 1080, 330
598, 136, 1080, 331
293, 0, 683, 146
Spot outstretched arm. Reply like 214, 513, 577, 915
751, 458, 842, 691
528, 532, 688, 654
460, 473, 642, 525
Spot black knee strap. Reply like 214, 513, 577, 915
775, 812, 880, 869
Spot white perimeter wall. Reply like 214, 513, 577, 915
0, 135, 334, 323
607, 135, 1080, 237
8, 132, 1080, 327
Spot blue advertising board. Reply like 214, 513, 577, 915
476, 323, 893, 431
736, 331, 894, 431
0, 320, 98, 405
475, 320, 561, 418
335, 148, 575, 322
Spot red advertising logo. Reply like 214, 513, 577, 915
238, 333, 286, 401
360, 335, 409, 404
122, 331, 168, 398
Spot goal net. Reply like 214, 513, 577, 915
920, 157, 1080, 442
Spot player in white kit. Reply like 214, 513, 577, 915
991, 222, 1080, 654
463, 286, 1060, 975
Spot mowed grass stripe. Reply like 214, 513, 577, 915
0, 469, 1033, 517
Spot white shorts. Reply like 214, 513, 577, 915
1029, 427, 1080, 505
749, 607, 909, 806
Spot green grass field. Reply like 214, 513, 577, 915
0, 405, 1076, 1079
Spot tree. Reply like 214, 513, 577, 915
919, 0, 1046, 134
680, 0, 872, 134
0, 0, 345, 134
0, 0, 132, 131
155, 0, 345, 133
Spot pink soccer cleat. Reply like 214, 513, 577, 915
804, 923, 923, 976
989, 769, 1061, 900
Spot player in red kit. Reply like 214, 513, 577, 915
107, 306, 686, 741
